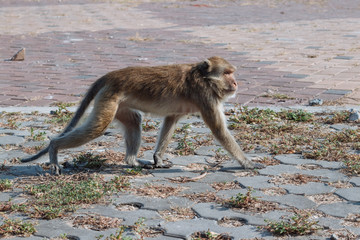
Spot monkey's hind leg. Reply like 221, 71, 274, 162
48, 93, 120, 174
115, 108, 142, 167
153, 115, 182, 168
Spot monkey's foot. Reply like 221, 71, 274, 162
252, 162, 265, 169
245, 162, 265, 169
49, 163, 62, 175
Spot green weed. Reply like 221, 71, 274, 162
24, 175, 125, 219
30, 127, 47, 141
0, 219, 36, 237
191, 229, 231, 240
227, 187, 257, 208
48, 104, 74, 125
264, 213, 321, 236
0, 179, 13, 191
73, 152, 107, 169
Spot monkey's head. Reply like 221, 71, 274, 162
198, 56, 238, 99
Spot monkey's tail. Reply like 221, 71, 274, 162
21, 146, 50, 162
20, 76, 108, 163
61, 75, 108, 134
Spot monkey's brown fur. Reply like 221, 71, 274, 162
22, 56, 262, 174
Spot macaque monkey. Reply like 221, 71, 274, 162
21, 56, 263, 174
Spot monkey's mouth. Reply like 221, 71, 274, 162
225, 88, 237, 94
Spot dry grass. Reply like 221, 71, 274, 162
73, 214, 123, 231
132, 184, 185, 198
211, 181, 240, 191
268, 173, 321, 185
159, 207, 195, 222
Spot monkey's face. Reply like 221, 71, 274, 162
202, 56, 238, 98
223, 69, 238, 94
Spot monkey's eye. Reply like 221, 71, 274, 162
224, 71, 233, 75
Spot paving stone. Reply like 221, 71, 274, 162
330, 124, 358, 131
78, 204, 161, 227
162, 218, 266, 239
317, 202, 360, 218
324, 89, 352, 95
151, 167, 199, 179
180, 182, 214, 194
0, 192, 11, 202
317, 217, 343, 230
281, 182, 336, 195
201, 171, 238, 183
259, 164, 302, 176
350, 177, 360, 187
0, 135, 25, 146
0, 129, 31, 137
191, 202, 273, 227
170, 155, 209, 166
335, 188, 360, 202
304, 169, 348, 182
113, 195, 194, 211
35, 218, 102, 239
11, 237, 44, 240
194, 146, 218, 157
345, 226, 360, 236
216, 188, 266, 200
262, 165, 347, 182
0, 150, 26, 163
334, 56, 354, 60
219, 159, 253, 172
8, 165, 46, 176
284, 74, 309, 79
236, 175, 273, 189
263, 194, 317, 209
274, 154, 344, 169
192, 202, 239, 220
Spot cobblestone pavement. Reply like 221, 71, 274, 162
0, 0, 360, 107
0, 106, 360, 239
1, 0, 360, 239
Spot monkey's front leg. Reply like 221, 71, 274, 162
153, 115, 183, 168
201, 107, 264, 169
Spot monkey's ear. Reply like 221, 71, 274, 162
198, 59, 212, 74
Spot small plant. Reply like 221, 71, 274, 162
73, 152, 107, 169
96, 226, 132, 240
192, 229, 231, 240
343, 154, 360, 175
0, 179, 13, 191
264, 213, 321, 236
7, 117, 20, 129
176, 124, 195, 155
324, 111, 350, 124
108, 176, 131, 192
230, 106, 278, 124
0, 219, 36, 237
30, 127, 47, 141
227, 187, 257, 208
49, 104, 74, 125
282, 109, 313, 122
25, 175, 115, 219
262, 93, 295, 100
129, 32, 152, 42
124, 166, 143, 176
